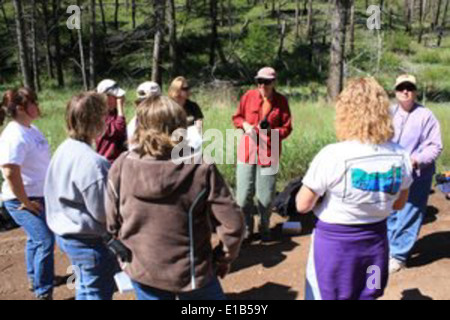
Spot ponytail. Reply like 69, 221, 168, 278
1, 88, 37, 119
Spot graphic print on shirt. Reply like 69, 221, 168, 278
351, 166, 402, 195
343, 154, 405, 205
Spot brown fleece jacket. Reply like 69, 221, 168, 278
105, 151, 245, 293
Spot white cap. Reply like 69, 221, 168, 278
97, 79, 126, 97
136, 81, 161, 100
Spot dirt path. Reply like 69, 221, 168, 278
0, 191, 449, 300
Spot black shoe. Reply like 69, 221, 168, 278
260, 230, 272, 243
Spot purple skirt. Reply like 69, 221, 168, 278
305, 219, 389, 300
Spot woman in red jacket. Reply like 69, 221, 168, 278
232, 67, 293, 242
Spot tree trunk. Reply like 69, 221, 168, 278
52, 0, 64, 87
442, 0, 449, 27
349, 0, 355, 56
277, 20, 286, 60
132, 0, 137, 29
327, 0, 351, 102
13, 0, 34, 90
114, 0, 120, 30
76, 0, 88, 90
152, 0, 165, 86
89, 0, 96, 88
418, 0, 425, 43
405, 0, 413, 34
31, 0, 40, 91
167, 0, 178, 77
433, 0, 443, 30
306, 0, 313, 38
41, 0, 54, 80
209, 0, 219, 67
295, 0, 300, 40
98, 0, 107, 33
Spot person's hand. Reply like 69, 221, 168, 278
216, 262, 231, 279
18, 200, 42, 216
243, 122, 254, 133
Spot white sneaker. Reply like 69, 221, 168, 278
389, 257, 405, 274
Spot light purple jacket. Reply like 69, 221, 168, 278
392, 103, 443, 178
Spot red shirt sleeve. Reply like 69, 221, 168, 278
232, 93, 248, 129
278, 100, 292, 140
104, 116, 127, 140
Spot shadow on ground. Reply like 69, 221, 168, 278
231, 234, 298, 273
423, 205, 439, 225
227, 282, 298, 300
408, 231, 450, 268
401, 289, 433, 300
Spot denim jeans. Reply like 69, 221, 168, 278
3, 198, 54, 297
236, 162, 277, 234
131, 277, 226, 300
387, 174, 433, 262
57, 236, 118, 300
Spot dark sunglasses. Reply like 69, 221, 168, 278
181, 86, 191, 91
257, 79, 274, 86
396, 84, 417, 92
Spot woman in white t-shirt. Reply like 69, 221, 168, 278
127, 81, 161, 148
0, 88, 54, 300
296, 78, 413, 300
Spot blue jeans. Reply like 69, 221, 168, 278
3, 198, 54, 297
387, 174, 433, 262
57, 236, 118, 300
132, 277, 226, 300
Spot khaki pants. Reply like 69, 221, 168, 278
236, 162, 277, 235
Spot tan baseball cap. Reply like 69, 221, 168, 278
395, 75, 417, 90
136, 81, 161, 100
255, 67, 276, 80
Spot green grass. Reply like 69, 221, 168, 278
2, 88, 450, 192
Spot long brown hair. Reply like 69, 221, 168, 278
134, 96, 187, 159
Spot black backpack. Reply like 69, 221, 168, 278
0, 201, 20, 232
272, 176, 304, 218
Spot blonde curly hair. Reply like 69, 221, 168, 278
335, 77, 393, 145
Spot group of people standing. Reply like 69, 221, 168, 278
0, 66, 443, 300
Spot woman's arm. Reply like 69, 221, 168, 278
2, 164, 41, 214
393, 189, 409, 211
296, 185, 320, 214
105, 159, 123, 238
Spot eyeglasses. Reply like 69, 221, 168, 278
181, 86, 191, 91
396, 84, 417, 92
257, 79, 274, 86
